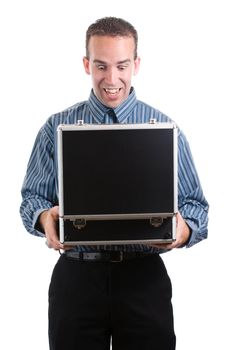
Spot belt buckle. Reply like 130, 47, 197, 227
110, 251, 124, 263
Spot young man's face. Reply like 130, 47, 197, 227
83, 35, 140, 108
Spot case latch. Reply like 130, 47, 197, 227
73, 218, 86, 229
150, 217, 164, 227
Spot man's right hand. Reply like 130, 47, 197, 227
39, 206, 64, 251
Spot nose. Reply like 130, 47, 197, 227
104, 67, 118, 86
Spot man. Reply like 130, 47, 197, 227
20, 17, 209, 350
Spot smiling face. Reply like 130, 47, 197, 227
83, 35, 140, 108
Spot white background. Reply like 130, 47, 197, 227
1, 0, 234, 349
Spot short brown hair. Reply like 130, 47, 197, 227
86, 17, 138, 59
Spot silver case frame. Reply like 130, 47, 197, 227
57, 122, 178, 245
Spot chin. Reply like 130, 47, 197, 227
101, 100, 118, 109
108, 102, 119, 108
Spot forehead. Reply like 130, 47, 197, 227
88, 35, 135, 61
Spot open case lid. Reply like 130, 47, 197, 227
57, 121, 178, 226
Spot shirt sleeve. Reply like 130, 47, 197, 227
177, 130, 209, 248
19, 122, 58, 237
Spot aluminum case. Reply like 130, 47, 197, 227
57, 121, 178, 245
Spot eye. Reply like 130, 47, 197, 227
97, 65, 106, 70
117, 65, 128, 71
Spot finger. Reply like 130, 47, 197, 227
45, 236, 64, 250
45, 240, 52, 249
148, 243, 173, 250
63, 244, 75, 251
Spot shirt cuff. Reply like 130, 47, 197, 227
183, 218, 199, 248
33, 208, 49, 236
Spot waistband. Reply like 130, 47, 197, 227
64, 251, 152, 263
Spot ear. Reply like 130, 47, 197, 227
83, 56, 91, 75
133, 57, 141, 76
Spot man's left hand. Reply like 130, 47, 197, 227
150, 212, 191, 250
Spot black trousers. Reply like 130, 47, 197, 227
48, 253, 176, 350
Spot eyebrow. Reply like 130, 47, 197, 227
93, 59, 131, 65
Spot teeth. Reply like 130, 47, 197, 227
105, 88, 119, 94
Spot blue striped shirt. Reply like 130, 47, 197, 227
20, 88, 209, 253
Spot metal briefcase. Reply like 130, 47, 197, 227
57, 121, 178, 245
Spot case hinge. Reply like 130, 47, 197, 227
76, 119, 84, 126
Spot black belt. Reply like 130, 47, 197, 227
65, 251, 150, 263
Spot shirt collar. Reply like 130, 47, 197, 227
88, 87, 137, 123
